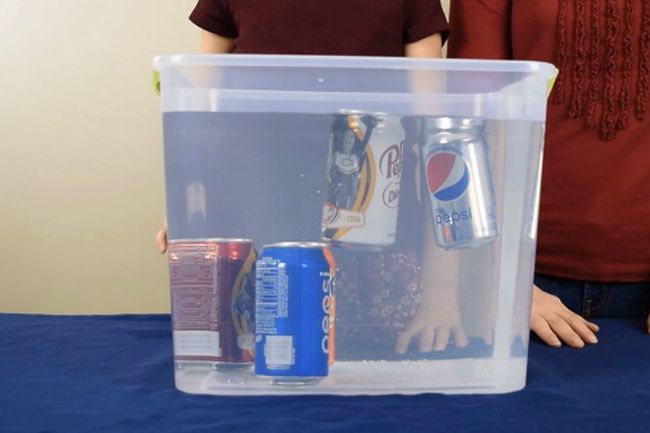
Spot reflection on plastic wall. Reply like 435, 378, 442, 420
186, 180, 207, 224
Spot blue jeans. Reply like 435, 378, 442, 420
534, 274, 650, 318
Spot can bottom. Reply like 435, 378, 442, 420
213, 362, 254, 371
256, 375, 326, 386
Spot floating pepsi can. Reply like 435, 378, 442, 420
420, 117, 498, 250
254, 242, 335, 384
322, 112, 404, 250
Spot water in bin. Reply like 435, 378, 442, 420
166, 113, 514, 359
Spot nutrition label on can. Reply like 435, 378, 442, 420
169, 249, 219, 331
255, 258, 289, 335
169, 246, 224, 358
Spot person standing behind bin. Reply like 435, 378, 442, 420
448, 0, 650, 347
156, 2, 470, 354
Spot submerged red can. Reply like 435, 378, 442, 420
168, 238, 256, 368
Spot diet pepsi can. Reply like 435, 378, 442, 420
168, 239, 256, 368
420, 117, 498, 249
322, 112, 404, 250
255, 242, 335, 383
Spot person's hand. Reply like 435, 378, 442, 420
531, 285, 599, 348
646, 311, 650, 335
155, 222, 167, 254
395, 289, 468, 354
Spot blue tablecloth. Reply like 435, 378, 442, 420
1, 314, 648, 433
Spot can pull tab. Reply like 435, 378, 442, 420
153, 70, 161, 95
546, 67, 559, 99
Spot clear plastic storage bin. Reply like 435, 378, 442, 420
154, 55, 555, 395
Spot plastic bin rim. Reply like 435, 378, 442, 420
153, 54, 556, 77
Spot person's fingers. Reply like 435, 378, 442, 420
562, 313, 598, 344
395, 332, 412, 354
433, 327, 450, 351
530, 314, 561, 347
453, 326, 468, 348
418, 326, 435, 353
547, 315, 585, 348
155, 227, 167, 254
584, 320, 600, 333
395, 319, 423, 354
482, 326, 493, 346
531, 286, 596, 348
646, 312, 650, 334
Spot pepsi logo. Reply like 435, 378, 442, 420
426, 149, 470, 202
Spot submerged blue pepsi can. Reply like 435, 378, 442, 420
254, 242, 334, 383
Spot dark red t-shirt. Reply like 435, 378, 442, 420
190, 0, 449, 56
449, 0, 650, 282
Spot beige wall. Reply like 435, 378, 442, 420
0, 0, 450, 314
0, 0, 198, 313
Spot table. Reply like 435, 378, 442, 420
1, 314, 648, 433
